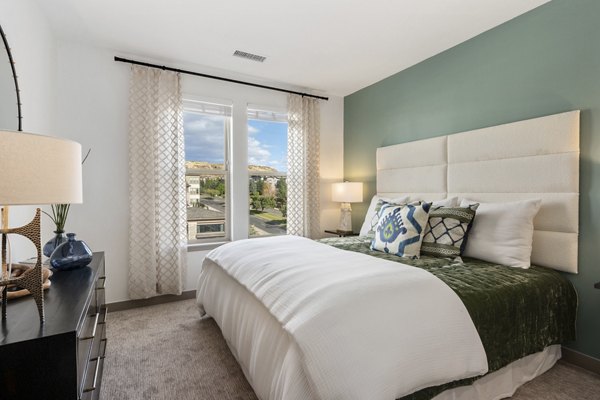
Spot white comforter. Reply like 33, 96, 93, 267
198, 236, 488, 399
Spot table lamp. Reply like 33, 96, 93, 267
0, 130, 82, 323
332, 182, 363, 233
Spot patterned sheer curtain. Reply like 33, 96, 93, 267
127, 65, 187, 299
287, 94, 321, 238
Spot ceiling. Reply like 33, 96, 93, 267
34, 0, 549, 96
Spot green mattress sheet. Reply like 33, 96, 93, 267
317, 236, 577, 400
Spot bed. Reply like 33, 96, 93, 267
197, 110, 580, 400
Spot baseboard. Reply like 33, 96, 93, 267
107, 290, 197, 312
562, 346, 600, 375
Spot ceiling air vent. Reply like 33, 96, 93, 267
233, 50, 266, 63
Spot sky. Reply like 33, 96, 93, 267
183, 111, 288, 172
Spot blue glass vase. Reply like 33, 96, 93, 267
43, 231, 68, 258
50, 233, 93, 270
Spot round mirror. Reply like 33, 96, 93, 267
0, 24, 22, 131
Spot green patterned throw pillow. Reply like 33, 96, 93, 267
421, 204, 479, 258
371, 202, 432, 259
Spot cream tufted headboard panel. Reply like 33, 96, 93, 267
376, 110, 580, 273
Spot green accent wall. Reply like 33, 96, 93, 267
344, 0, 600, 359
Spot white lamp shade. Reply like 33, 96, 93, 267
0, 130, 83, 205
332, 182, 363, 203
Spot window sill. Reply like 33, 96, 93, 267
187, 241, 229, 252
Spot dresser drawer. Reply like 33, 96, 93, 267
78, 305, 107, 398
81, 318, 107, 400
77, 309, 100, 393
95, 275, 106, 313
80, 357, 105, 400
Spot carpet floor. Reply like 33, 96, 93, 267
100, 299, 600, 400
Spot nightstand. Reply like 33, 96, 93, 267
324, 229, 359, 237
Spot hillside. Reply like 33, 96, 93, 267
185, 161, 279, 173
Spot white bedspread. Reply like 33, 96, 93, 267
198, 236, 488, 399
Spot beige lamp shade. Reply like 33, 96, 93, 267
332, 182, 363, 203
0, 130, 83, 205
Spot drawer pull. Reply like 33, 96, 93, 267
80, 313, 100, 340
98, 307, 108, 325
82, 357, 101, 393
96, 276, 106, 290
100, 338, 108, 359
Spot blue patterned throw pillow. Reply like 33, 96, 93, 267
365, 198, 409, 238
371, 202, 432, 259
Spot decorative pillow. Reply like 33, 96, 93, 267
370, 202, 432, 259
460, 198, 542, 268
360, 195, 409, 237
421, 204, 479, 258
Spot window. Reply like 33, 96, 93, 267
183, 100, 231, 243
196, 222, 225, 237
247, 108, 288, 237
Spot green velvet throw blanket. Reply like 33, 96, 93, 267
318, 237, 577, 400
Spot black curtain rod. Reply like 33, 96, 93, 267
114, 56, 329, 101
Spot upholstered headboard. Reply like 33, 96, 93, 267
376, 110, 580, 273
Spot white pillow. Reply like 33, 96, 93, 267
359, 195, 409, 237
460, 198, 542, 268
411, 197, 458, 208
430, 197, 459, 208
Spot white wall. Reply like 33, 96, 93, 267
0, 50, 17, 129
0, 0, 57, 261
52, 42, 130, 303
0, 0, 343, 304
53, 41, 344, 303
319, 97, 345, 231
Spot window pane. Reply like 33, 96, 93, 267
184, 107, 230, 242
248, 116, 288, 237
184, 111, 226, 165
186, 174, 226, 240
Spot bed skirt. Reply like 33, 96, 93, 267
431, 345, 559, 400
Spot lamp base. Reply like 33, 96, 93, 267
338, 203, 353, 233
0, 208, 45, 323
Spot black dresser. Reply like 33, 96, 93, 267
0, 252, 107, 400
